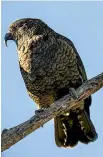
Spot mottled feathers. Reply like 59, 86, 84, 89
5, 18, 98, 147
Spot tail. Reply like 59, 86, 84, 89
54, 108, 98, 148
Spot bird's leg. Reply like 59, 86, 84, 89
69, 88, 84, 110
35, 108, 47, 128
69, 87, 78, 99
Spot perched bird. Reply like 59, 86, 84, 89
4, 18, 98, 148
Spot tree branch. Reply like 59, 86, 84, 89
1, 72, 103, 152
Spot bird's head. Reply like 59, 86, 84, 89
4, 18, 50, 46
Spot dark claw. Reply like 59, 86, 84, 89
35, 108, 45, 115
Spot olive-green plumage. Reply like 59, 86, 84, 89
5, 18, 98, 147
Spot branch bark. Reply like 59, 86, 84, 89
1, 72, 103, 152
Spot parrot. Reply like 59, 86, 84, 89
4, 18, 98, 147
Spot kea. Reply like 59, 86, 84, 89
4, 18, 98, 148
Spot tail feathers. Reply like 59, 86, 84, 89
54, 116, 78, 147
77, 109, 98, 141
54, 110, 97, 148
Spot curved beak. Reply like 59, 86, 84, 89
4, 33, 13, 47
